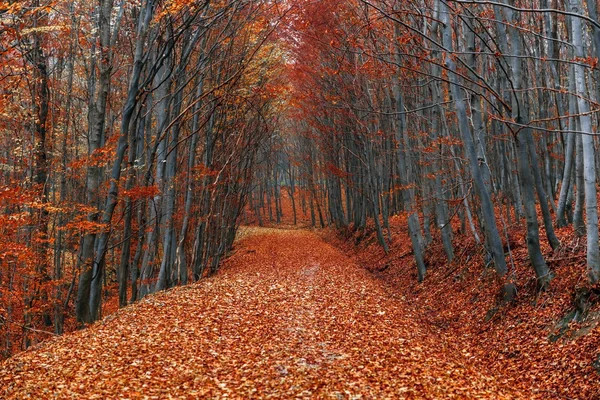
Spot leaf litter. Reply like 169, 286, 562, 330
2, 228, 530, 398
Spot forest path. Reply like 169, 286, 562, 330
2, 228, 527, 399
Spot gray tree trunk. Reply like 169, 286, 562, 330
570, 0, 600, 283
440, 1, 507, 277
573, 134, 586, 236
88, 0, 155, 320
76, 0, 114, 324
497, 1, 552, 287
393, 24, 426, 279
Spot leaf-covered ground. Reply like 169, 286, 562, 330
331, 218, 600, 400
2, 228, 528, 399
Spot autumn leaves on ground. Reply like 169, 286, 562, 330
0, 227, 595, 399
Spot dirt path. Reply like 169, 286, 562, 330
1, 228, 528, 399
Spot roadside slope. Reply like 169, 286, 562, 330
1, 228, 525, 399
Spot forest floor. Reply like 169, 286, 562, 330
1, 227, 535, 399
327, 218, 600, 400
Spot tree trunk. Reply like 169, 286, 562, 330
570, 0, 600, 283
440, 2, 507, 277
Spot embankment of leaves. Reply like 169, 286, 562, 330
326, 217, 600, 399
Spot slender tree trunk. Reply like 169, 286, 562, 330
556, 131, 576, 227
570, 0, 600, 283
88, 0, 155, 320
440, 2, 507, 277
76, 0, 114, 324
524, 111, 560, 250
393, 23, 426, 279
573, 134, 585, 236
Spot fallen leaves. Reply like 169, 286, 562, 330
2, 228, 525, 399
331, 220, 600, 400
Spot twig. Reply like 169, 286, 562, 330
547, 254, 586, 264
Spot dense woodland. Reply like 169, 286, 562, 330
1, 0, 600, 363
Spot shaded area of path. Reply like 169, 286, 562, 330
1, 228, 527, 399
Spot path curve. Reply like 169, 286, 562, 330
1, 228, 526, 399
